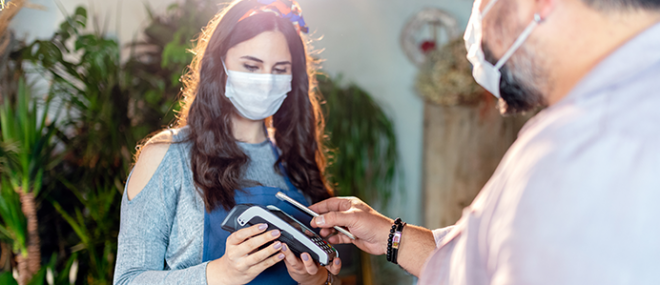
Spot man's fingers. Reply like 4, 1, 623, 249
326, 258, 341, 275
324, 228, 356, 243
300, 253, 319, 275
245, 241, 283, 267
319, 228, 334, 238
327, 233, 353, 245
227, 223, 268, 245
327, 235, 341, 244
311, 210, 356, 229
234, 230, 281, 257
309, 197, 355, 214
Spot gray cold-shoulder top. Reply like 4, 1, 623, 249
113, 127, 301, 285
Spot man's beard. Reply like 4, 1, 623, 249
483, 37, 548, 115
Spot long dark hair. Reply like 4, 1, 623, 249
168, 0, 332, 211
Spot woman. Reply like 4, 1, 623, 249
113, 0, 341, 284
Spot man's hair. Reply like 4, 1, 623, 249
582, 0, 660, 10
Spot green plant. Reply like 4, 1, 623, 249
52, 182, 118, 285
0, 177, 26, 263
0, 252, 79, 285
20, 7, 126, 284
157, 1, 217, 71
0, 78, 59, 285
318, 74, 404, 285
319, 74, 400, 205
24, 6, 133, 186
16, 3, 216, 283
123, 0, 218, 131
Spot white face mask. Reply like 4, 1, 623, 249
464, 0, 542, 98
222, 60, 292, 121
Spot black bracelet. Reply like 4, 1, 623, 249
391, 221, 406, 264
386, 218, 402, 262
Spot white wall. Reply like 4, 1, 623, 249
10, 0, 176, 43
303, 0, 473, 224
11, 0, 474, 226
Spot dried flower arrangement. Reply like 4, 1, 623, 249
415, 37, 487, 106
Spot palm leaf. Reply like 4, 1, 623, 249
51, 201, 88, 246
0, 271, 18, 285
0, 178, 27, 252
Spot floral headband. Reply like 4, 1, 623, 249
238, 0, 309, 34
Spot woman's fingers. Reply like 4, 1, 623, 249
281, 244, 305, 271
300, 253, 319, 275
245, 241, 284, 267
234, 229, 281, 257
248, 250, 285, 275
227, 223, 268, 246
325, 257, 341, 275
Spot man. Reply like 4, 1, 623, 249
309, 0, 660, 284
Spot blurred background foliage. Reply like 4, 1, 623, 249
320, 74, 400, 206
0, 1, 400, 284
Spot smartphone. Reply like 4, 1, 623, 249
276, 191, 356, 240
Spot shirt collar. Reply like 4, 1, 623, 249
559, 21, 660, 105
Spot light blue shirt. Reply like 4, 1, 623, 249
421, 22, 660, 285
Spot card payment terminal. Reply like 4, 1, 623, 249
221, 204, 338, 266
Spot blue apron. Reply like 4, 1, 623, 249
202, 140, 312, 285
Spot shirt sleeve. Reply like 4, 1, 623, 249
432, 226, 455, 247
418, 227, 461, 285
113, 144, 208, 285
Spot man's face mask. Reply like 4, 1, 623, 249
464, 0, 543, 107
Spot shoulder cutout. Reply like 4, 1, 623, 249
126, 131, 175, 201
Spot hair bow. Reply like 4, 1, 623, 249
239, 0, 309, 34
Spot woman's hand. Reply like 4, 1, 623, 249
206, 223, 285, 285
281, 244, 341, 285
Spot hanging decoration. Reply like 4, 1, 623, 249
400, 8, 460, 67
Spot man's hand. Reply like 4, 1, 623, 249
309, 197, 438, 277
309, 197, 393, 255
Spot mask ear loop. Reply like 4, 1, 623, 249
482, 0, 499, 16
495, 14, 543, 69
221, 58, 230, 74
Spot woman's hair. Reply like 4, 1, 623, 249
159, 0, 332, 211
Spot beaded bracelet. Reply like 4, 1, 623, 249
386, 218, 402, 263
391, 221, 406, 264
